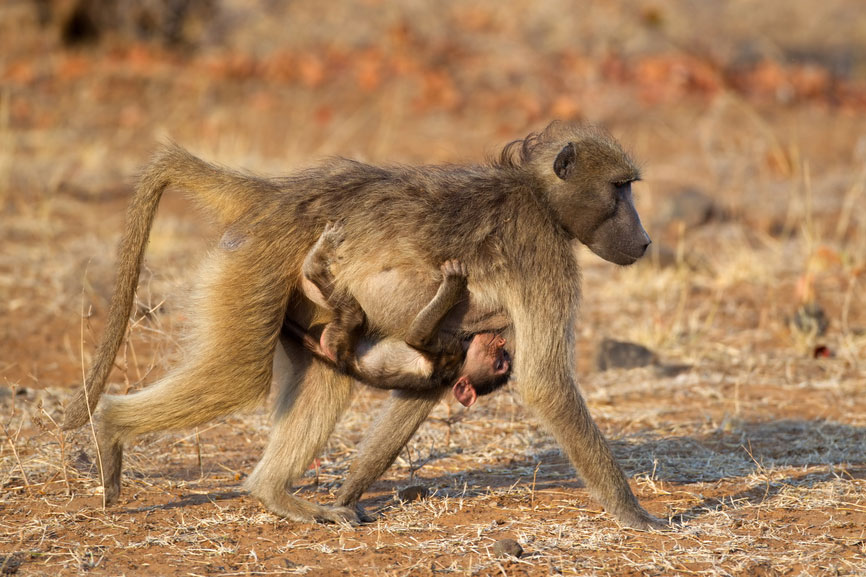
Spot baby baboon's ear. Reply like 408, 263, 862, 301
553, 142, 576, 180
452, 377, 477, 407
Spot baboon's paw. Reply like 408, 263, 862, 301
102, 483, 121, 507
353, 504, 375, 524
316, 505, 361, 526
616, 508, 671, 532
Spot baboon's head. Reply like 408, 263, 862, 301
501, 123, 651, 265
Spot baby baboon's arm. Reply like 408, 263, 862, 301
403, 260, 468, 355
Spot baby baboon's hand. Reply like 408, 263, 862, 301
440, 259, 468, 281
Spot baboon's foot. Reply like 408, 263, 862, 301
321, 221, 345, 249
440, 259, 468, 280
612, 505, 671, 531
314, 504, 362, 525
249, 485, 361, 526
336, 500, 375, 523
353, 504, 375, 524
334, 494, 375, 523
102, 477, 121, 507
319, 325, 338, 362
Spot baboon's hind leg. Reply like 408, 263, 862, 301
95, 248, 292, 503
96, 425, 123, 506
245, 334, 358, 524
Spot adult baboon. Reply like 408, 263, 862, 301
64, 122, 662, 529
286, 223, 511, 407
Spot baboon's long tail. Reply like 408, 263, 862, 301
63, 144, 267, 430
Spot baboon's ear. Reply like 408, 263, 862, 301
553, 143, 576, 180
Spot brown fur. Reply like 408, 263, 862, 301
64, 122, 661, 529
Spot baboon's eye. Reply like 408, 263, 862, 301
612, 181, 632, 199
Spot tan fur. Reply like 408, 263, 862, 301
65, 122, 662, 529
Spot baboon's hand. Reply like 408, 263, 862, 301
440, 259, 468, 280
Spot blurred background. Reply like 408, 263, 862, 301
2, 2, 866, 575
2, 0, 865, 397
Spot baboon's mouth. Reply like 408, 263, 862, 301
612, 245, 649, 265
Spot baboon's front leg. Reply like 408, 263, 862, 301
335, 388, 445, 516
509, 303, 667, 531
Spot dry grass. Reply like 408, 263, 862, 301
2, 0, 866, 575
3, 367, 866, 575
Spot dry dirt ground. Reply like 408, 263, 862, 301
2, 1, 866, 575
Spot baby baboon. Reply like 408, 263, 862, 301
286, 223, 511, 407
64, 122, 662, 529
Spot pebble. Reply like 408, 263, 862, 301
397, 485, 428, 502
596, 338, 657, 371
492, 538, 523, 559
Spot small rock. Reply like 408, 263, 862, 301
596, 339, 657, 371
790, 303, 829, 337
397, 485, 428, 502
0, 553, 23, 575
656, 187, 720, 231
492, 538, 523, 559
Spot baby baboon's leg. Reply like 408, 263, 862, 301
96, 247, 292, 504
319, 289, 365, 366
335, 388, 445, 514
244, 333, 359, 524
301, 222, 343, 302
300, 224, 364, 364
